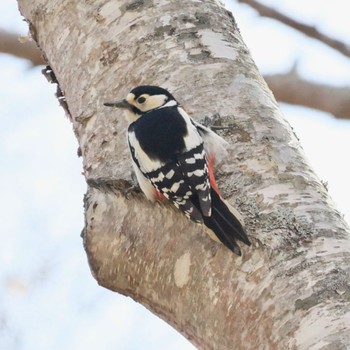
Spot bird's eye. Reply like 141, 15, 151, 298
137, 96, 146, 104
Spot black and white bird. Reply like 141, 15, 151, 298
104, 85, 251, 255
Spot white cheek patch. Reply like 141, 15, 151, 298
140, 94, 168, 111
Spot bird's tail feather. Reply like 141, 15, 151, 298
208, 214, 242, 256
203, 189, 251, 255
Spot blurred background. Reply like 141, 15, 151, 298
0, 0, 349, 349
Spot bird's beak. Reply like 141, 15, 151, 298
104, 99, 130, 109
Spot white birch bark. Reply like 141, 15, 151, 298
18, 0, 350, 348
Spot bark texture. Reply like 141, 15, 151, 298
18, 0, 350, 349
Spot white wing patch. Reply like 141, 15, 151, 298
165, 169, 175, 179
170, 180, 184, 193
187, 169, 205, 177
177, 107, 203, 151
185, 157, 196, 164
128, 131, 165, 173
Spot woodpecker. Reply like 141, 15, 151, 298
104, 85, 251, 255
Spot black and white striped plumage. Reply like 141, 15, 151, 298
104, 85, 251, 255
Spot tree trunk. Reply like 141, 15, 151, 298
18, 0, 350, 349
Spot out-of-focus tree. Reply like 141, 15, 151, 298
1, 0, 349, 119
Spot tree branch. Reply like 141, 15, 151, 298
0, 29, 44, 65
264, 71, 350, 119
18, 0, 350, 348
237, 0, 350, 58
2, 16, 349, 121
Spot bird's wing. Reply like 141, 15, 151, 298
191, 120, 229, 165
144, 159, 204, 222
130, 157, 164, 201
128, 107, 212, 222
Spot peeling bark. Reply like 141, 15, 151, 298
17, 0, 350, 349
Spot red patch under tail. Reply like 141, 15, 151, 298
153, 188, 167, 201
207, 153, 220, 195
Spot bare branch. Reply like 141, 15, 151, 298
2, 26, 348, 120
264, 71, 350, 119
237, 0, 350, 58
0, 29, 44, 65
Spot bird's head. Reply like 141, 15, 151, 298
104, 85, 178, 121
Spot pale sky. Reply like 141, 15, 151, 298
0, 1, 349, 349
